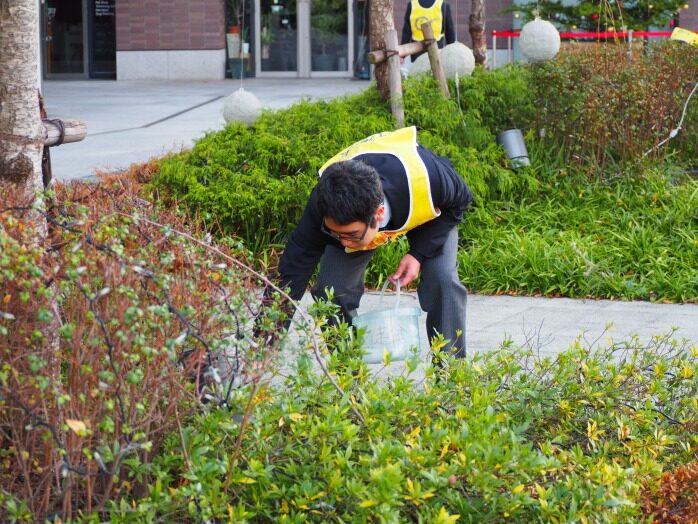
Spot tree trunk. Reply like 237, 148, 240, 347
369, 0, 395, 100
0, 0, 46, 200
469, 0, 488, 67
0, 2, 57, 359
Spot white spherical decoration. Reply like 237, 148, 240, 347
520, 18, 560, 62
408, 52, 431, 76
222, 87, 262, 125
440, 42, 475, 78
408, 42, 475, 79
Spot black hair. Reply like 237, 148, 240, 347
316, 160, 384, 226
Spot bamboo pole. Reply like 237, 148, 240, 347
384, 29, 405, 129
421, 21, 450, 99
43, 119, 87, 146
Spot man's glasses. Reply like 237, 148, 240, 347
320, 221, 369, 242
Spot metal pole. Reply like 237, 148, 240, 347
628, 29, 634, 55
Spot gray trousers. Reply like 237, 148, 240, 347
311, 227, 467, 358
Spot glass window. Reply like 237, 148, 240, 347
260, 0, 298, 72
311, 0, 348, 72
45, 0, 85, 75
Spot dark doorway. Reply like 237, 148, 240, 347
44, 0, 85, 76
42, 0, 116, 79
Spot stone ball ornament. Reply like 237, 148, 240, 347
441, 42, 475, 78
408, 52, 431, 76
519, 17, 561, 62
222, 87, 262, 125
409, 42, 475, 78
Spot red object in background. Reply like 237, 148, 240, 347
591, 13, 599, 20
492, 30, 675, 38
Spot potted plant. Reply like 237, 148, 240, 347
227, 0, 243, 31
226, 0, 244, 58
241, 27, 250, 56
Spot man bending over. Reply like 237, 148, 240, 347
275, 126, 473, 357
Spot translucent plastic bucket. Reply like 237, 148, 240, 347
353, 279, 422, 364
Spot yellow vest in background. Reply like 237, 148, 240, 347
670, 27, 698, 46
319, 126, 440, 251
410, 0, 444, 42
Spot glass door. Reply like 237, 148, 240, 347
255, 0, 352, 76
310, 0, 350, 74
257, 0, 299, 74
43, 0, 87, 78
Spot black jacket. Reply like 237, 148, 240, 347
278, 146, 474, 301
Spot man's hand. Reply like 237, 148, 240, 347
390, 254, 421, 287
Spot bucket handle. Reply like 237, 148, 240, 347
379, 278, 401, 310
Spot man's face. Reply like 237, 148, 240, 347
321, 204, 385, 250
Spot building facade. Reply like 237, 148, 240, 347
40, 0, 697, 81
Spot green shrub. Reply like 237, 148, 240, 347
153, 71, 537, 245
528, 42, 698, 174
0, 178, 295, 523
111, 323, 698, 523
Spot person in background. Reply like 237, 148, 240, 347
401, 0, 456, 62
272, 127, 474, 358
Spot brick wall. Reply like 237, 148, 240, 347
116, 0, 225, 51
393, 0, 513, 49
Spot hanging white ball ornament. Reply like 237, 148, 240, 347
519, 18, 560, 62
408, 42, 475, 78
408, 52, 431, 76
440, 42, 475, 78
222, 87, 262, 125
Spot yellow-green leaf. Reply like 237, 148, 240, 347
66, 419, 87, 435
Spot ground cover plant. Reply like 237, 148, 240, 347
152, 41, 698, 303
459, 165, 698, 301
106, 324, 698, 523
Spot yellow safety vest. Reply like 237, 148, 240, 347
318, 126, 440, 251
670, 27, 698, 46
410, 0, 444, 42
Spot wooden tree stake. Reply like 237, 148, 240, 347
368, 41, 425, 64
43, 119, 87, 147
421, 21, 450, 99
384, 29, 405, 129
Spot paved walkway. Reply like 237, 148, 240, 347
43, 78, 370, 181
355, 292, 698, 359
42, 78, 698, 363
